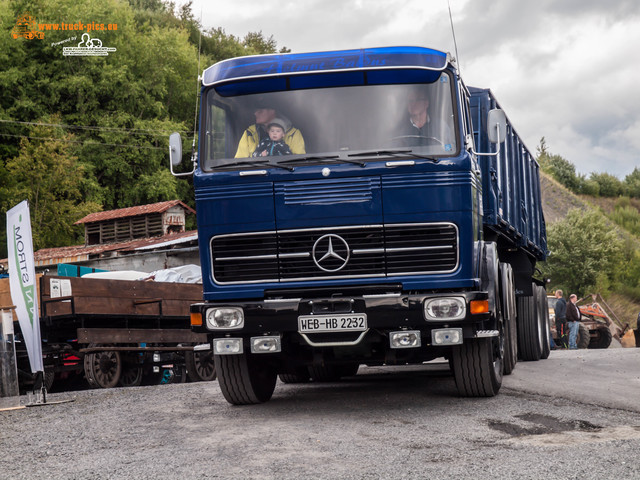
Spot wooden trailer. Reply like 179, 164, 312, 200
1, 275, 214, 390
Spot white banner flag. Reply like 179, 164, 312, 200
6, 200, 43, 373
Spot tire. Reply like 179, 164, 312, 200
215, 353, 277, 405
278, 367, 311, 384
119, 353, 144, 387
577, 323, 590, 349
83, 344, 122, 389
452, 337, 502, 397
44, 370, 55, 392
185, 350, 217, 382
119, 365, 144, 387
308, 365, 341, 382
516, 289, 542, 361
500, 263, 517, 375
537, 285, 551, 360
590, 327, 612, 349
336, 363, 360, 378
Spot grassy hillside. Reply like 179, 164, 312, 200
539, 171, 640, 331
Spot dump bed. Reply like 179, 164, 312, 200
469, 87, 547, 261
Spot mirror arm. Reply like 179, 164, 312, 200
171, 153, 196, 176
469, 122, 502, 157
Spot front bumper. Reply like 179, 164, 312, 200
191, 290, 492, 345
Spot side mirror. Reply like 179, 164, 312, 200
169, 132, 182, 167
169, 132, 195, 177
487, 109, 506, 144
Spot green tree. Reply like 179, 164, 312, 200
540, 208, 624, 297
0, 0, 289, 256
589, 172, 624, 197
3, 120, 101, 249
536, 139, 580, 193
624, 168, 640, 198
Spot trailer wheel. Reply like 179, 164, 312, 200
83, 344, 122, 389
215, 353, 277, 405
590, 327, 612, 349
185, 350, 217, 382
500, 263, 517, 375
118, 352, 144, 387
452, 337, 502, 397
516, 289, 542, 361
577, 323, 590, 349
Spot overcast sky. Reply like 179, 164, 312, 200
183, 0, 640, 179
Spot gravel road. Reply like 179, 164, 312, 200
1, 349, 639, 480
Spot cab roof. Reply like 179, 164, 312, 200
202, 46, 450, 87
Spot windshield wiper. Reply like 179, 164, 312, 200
347, 149, 438, 162
277, 154, 366, 167
213, 159, 294, 172
277, 154, 339, 163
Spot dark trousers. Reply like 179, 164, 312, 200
555, 318, 568, 348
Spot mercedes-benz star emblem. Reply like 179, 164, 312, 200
312, 234, 350, 272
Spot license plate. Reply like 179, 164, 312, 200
298, 314, 367, 333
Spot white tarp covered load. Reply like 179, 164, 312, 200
82, 265, 202, 284
6, 200, 44, 373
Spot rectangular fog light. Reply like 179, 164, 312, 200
213, 338, 243, 355
390, 330, 421, 349
250, 336, 281, 353
432, 328, 463, 345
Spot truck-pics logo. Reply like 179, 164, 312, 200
63, 33, 116, 56
11, 13, 45, 40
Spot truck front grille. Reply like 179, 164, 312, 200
211, 223, 458, 284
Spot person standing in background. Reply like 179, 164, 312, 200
566, 294, 582, 350
554, 290, 568, 349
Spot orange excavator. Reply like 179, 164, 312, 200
577, 294, 631, 349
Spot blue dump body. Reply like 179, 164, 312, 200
185, 46, 549, 403
469, 87, 547, 261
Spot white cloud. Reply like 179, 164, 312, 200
183, 0, 640, 178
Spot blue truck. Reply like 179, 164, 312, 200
169, 46, 548, 405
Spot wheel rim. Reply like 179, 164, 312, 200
193, 351, 216, 380
120, 366, 144, 387
90, 350, 122, 388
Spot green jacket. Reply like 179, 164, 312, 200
235, 124, 305, 158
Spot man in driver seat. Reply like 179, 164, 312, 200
235, 103, 305, 158
396, 87, 453, 149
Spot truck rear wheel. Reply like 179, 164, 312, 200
452, 337, 502, 397
308, 365, 341, 382
278, 366, 311, 384
516, 287, 542, 361
215, 353, 277, 405
500, 263, 517, 375
536, 285, 551, 359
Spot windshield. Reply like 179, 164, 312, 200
202, 72, 458, 171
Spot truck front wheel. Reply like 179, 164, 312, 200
451, 337, 502, 397
215, 353, 277, 405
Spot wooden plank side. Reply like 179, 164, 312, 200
1, 275, 43, 318
40, 276, 202, 318
78, 328, 208, 343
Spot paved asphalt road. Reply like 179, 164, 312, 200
1, 348, 639, 480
